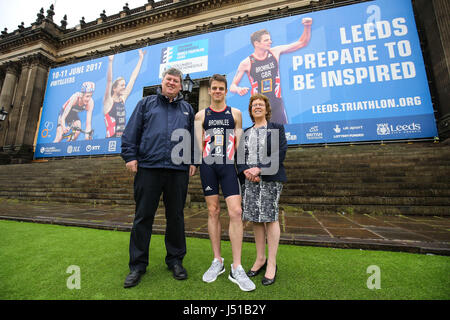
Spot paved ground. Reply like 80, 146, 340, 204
1, 198, 449, 255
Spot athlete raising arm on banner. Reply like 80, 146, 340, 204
104, 49, 146, 138
230, 17, 312, 124
53, 81, 95, 142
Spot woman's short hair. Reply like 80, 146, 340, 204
248, 93, 272, 123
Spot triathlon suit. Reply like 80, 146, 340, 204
58, 94, 87, 127
104, 100, 126, 137
200, 106, 240, 198
248, 50, 288, 124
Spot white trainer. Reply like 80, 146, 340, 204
202, 258, 225, 283
228, 264, 256, 292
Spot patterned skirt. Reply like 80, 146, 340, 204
242, 180, 283, 223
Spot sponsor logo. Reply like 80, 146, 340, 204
306, 126, 323, 140
67, 145, 81, 154
41, 121, 54, 138
333, 124, 365, 139
377, 122, 422, 136
376, 123, 391, 135
108, 140, 117, 152
86, 145, 101, 152
205, 186, 213, 191
285, 132, 297, 141
39, 146, 61, 155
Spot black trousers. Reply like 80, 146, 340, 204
129, 167, 189, 272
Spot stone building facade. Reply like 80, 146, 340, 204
0, 0, 448, 163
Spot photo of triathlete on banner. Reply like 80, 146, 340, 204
230, 17, 313, 125
53, 81, 95, 143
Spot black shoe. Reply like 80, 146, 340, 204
124, 269, 145, 288
171, 264, 188, 280
246, 260, 267, 277
262, 265, 277, 286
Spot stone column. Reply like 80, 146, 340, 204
4, 60, 32, 149
0, 69, 5, 95
198, 80, 210, 111
414, 0, 450, 140
15, 54, 52, 148
0, 61, 20, 147
4, 54, 52, 162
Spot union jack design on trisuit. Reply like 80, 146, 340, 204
226, 132, 235, 160
203, 132, 212, 158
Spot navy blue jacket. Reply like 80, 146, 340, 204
237, 121, 287, 183
121, 92, 195, 171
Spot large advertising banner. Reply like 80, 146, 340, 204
35, 0, 437, 158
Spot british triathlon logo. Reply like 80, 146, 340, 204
305, 126, 323, 140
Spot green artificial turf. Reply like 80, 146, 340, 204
0, 220, 449, 300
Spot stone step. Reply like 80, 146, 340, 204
283, 152, 450, 161
0, 167, 442, 178
284, 163, 450, 170
284, 204, 450, 216
281, 188, 450, 197
3, 183, 448, 197
0, 190, 133, 201
0, 142, 448, 216
2, 157, 449, 171
7, 179, 447, 187
0, 194, 135, 206
3, 162, 449, 176
279, 195, 450, 206
187, 191, 450, 206
286, 176, 449, 183
4, 183, 450, 199
2, 180, 448, 191
188, 200, 449, 216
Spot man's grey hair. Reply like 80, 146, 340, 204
162, 67, 183, 83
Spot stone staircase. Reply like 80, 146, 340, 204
0, 142, 449, 216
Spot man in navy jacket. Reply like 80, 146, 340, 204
121, 67, 196, 288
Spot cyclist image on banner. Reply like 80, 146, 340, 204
230, 17, 313, 125
53, 81, 95, 142
104, 49, 146, 138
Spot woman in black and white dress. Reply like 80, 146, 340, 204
237, 93, 287, 286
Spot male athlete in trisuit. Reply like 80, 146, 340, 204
53, 81, 95, 142
194, 74, 255, 291
104, 49, 146, 138
230, 17, 313, 124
